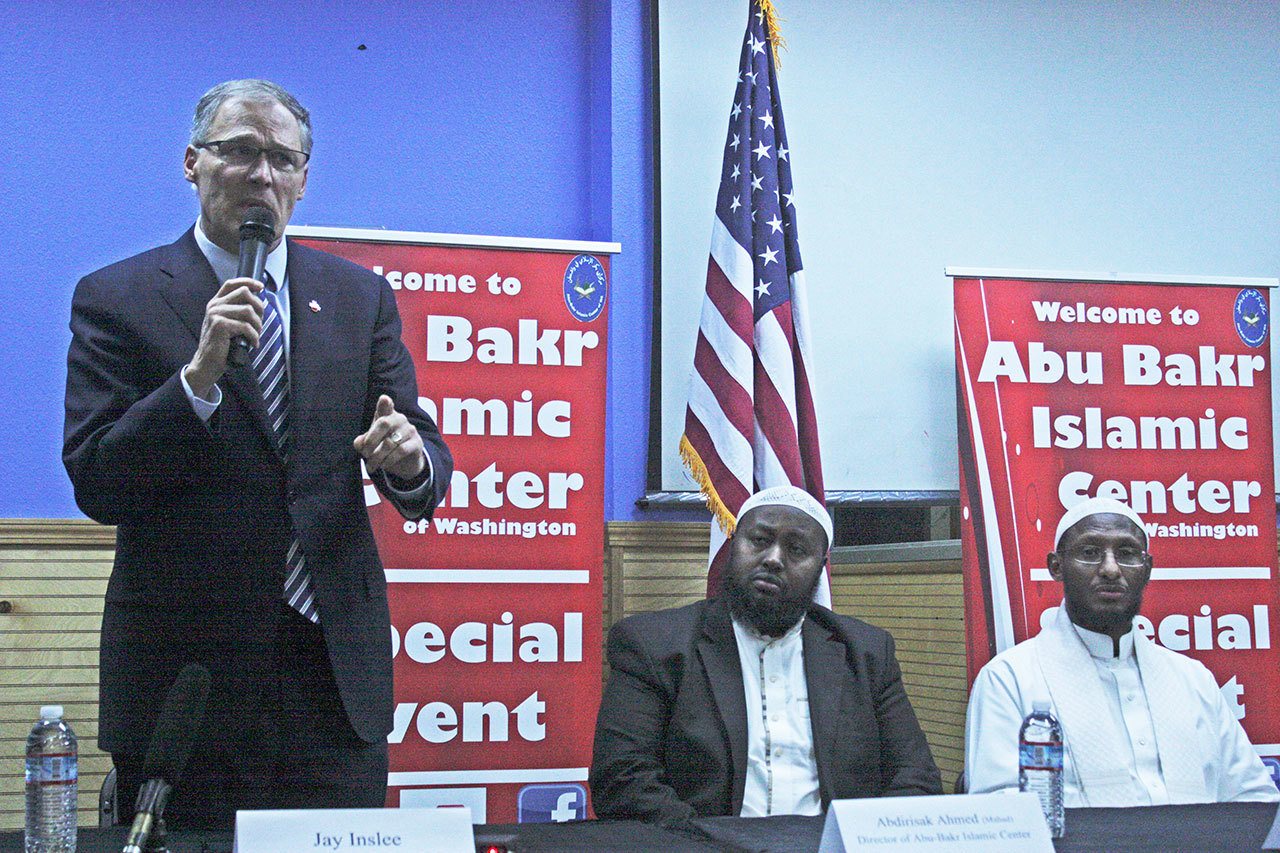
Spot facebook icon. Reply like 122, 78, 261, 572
1262, 757, 1280, 791
517, 783, 588, 823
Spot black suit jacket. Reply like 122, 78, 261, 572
590, 598, 941, 824
63, 229, 451, 753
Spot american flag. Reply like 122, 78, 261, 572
680, 0, 829, 604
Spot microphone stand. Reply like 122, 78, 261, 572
147, 820, 169, 853
122, 778, 173, 853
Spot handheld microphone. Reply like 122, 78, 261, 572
122, 663, 212, 853
227, 206, 277, 367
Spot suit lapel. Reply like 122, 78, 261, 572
802, 611, 847, 805
698, 599, 749, 813
156, 229, 278, 452
284, 242, 324, 443
156, 229, 219, 342
284, 240, 349, 466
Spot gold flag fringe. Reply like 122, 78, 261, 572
757, 0, 787, 66
679, 434, 738, 535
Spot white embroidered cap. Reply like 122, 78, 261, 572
736, 485, 833, 551
1053, 496, 1147, 550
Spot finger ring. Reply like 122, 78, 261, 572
389, 432, 402, 444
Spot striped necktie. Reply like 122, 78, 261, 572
252, 274, 319, 624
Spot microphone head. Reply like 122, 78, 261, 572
142, 663, 212, 785
238, 206, 276, 243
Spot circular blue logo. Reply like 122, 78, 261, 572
1234, 288, 1269, 347
563, 254, 607, 322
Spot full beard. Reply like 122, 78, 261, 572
722, 570, 821, 637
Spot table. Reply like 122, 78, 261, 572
1, 821, 718, 853
692, 803, 1279, 851
2, 802, 1276, 852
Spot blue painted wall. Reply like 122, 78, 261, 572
0, 0, 663, 522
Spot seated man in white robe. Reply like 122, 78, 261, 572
965, 497, 1279, 806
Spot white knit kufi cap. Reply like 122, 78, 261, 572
1053, 496, 1147, 550
736, 485, 833, 551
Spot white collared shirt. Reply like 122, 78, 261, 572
731, 616, 822, 817
182, 217, 290, 417
1071, 622, 1169, 805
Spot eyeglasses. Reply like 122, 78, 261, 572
1064, 544, 1147, 567
195, 139, 309, 173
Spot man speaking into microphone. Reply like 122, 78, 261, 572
63, 79, 452, 827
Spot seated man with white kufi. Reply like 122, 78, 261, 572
591, 485, 942, 825
965, 497, 1279, 805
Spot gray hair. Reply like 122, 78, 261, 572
190, 79, 312, 154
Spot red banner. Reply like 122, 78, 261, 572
954, 271, 1280, 759
293, 228, 613, 823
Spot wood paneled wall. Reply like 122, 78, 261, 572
0, 518, 968, 830
0, 520, 115, 830
828, 557, 965, 785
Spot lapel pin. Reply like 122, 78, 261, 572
309, 300, 322, 313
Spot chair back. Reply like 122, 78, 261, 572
99, 766, 119, 827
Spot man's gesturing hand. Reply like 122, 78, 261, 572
184, 277, 265, 398
354, 394, 426, 481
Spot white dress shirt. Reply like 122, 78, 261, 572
182, 217, 290, 417
731, 616, 822, 817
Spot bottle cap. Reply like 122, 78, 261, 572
39, 705, 63, 720
1032, 699, 1051, 713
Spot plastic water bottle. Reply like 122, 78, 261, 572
25, 705, 78, 852
1019, 699, 1064, 838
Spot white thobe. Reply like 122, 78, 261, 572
732, 617, 822, 817
965, 604, 1279, 806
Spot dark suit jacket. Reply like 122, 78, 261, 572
590, 598, 941, 824
63, 229, 452, 754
